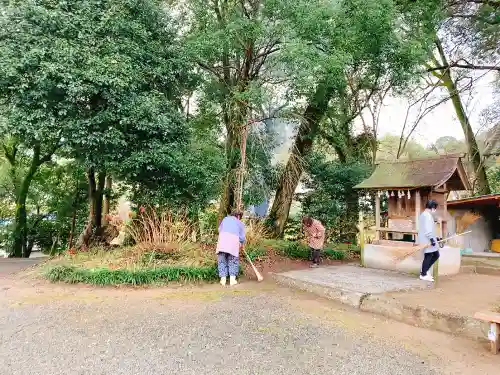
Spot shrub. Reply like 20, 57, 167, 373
280, 242, 310, 259
244, 246, 267, 261
45, 264, 220, 285
244, 219, 270, 248
125, 207, 192, 252
323, 249, 346, 260
283, 216, 302, 241
278, 241, 347, 261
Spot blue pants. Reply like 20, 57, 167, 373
217, 252, 239, 277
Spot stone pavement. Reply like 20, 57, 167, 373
273, 265, 429, 307
273, 265, 500, 340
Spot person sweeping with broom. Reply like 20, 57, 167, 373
302, 216, 326, 268
418, 200, 441, 282
216, 210, 246, 286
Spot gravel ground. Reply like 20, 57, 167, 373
0, 258, 45, 277
0, 278, 497, 375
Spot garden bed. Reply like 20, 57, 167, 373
242, 239, 359, 280
42, 243, 220, 286
41, 239, 359, 286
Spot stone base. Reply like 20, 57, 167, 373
363, 243, 461, 276
272, 265, 428, 308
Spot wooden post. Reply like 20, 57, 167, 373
490, 322, 500, 354
432, 258, 439, 285
358, 210, 365, 267
375, 193, 380, 241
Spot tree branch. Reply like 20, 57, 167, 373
427, 62, 500, 72
448, 0, 500, 7
197, 62, 224, 79
450, 13, 500, 25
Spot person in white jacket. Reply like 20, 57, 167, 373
417, 200, 440, 282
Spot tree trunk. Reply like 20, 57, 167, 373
67, 181, 81, 250
267, 81, 337, 237
77, 169, 107, 248
76, 168, 97, 249
218, 100, 247, 220
442, 75, 490, 194
435, 39, 490, 195
102, 176, 112, 226
68, 209, 77, 250
11, 158, 40, 258
219, 127, 239, 219
94, 171, 106, 230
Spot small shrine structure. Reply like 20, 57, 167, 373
354, 155, 470, 275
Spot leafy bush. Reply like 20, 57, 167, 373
283, 216, 303, 241
280, 242, 310, 259
244, 246, 267, 261
323, 249, 346, 260
278, 241, 346, 261
45, 264, 220, 285
302, 154, 371, 244
198, 204, 219, 241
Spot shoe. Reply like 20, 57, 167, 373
419, 274, 434, 282
220, 277, 226, 286
229, 276, 238, 286
310, 263, 319, 268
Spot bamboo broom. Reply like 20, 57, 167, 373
392, 231, 472, 262
391, 210, 480, 263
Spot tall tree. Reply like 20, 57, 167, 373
267, 0, 443, 237
422, 0, 499, 193
184, 0, 285, 219
0, 0, 191, 255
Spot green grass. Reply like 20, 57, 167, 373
278, 242, 346, 261
45, 264, 220, 286
244, 246, 268, 261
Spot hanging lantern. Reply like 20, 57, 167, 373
407, 190, 411, 199
390, 191, 395, 197
385, 191, 390, 198
377, 190, 382, 197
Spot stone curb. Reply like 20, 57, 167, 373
272, 272, 487, 341
359, 294, 486, 340
271, 272, 366, 308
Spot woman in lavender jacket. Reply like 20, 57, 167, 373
216, 211, 245, 286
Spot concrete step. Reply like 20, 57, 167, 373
272, 272, 367, 308
272, 265, 428, 308
273, 265, 490, 341
459, 265, 476, 274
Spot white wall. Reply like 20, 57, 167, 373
447, 209, 492, 252
363, 244, 461, 276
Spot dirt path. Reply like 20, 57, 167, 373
0, 275, 497, 375
385, 273, 500, 316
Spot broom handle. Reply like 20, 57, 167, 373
436, 231, 472, 243
394, 230, 473, 262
